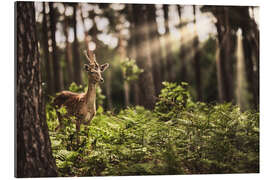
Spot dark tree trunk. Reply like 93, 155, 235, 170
193, 38, 202, 101
146, 4, 163, 95
132, 4, 156, 109
127, 5, 140, 105
192, 6, 202, 101
63, 5, 74, 87
49, 2, 63, 92
239, 6, 259, 110
223, 7, 234, 102
105, 70, 113, 110
215, 7, 234, 102
242, 30, 259, 110
163, 5, 174, 81
16, 2, 58, 177
79, 4, 91, 50
119, 33, 130, 107
177, 5, 187, 82
41, 2, 54, 94
72, 3, 82, 85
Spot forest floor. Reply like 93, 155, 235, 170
46, 82, 259, 176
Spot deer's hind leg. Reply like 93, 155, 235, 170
56, 111, 65, 131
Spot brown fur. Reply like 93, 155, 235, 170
53, 91, 86, 118
53, 50, 109, 144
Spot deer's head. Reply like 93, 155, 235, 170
83, 50, 109, 84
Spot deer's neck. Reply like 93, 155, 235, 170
85, 79, 96, 110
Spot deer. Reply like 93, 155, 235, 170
53, 50, 109, 144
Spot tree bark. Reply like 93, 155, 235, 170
239, 7, 259, 110
192, 6, 202, 101
72, 3, 82, 85
177, 5, 188, 83
41, 2, 54, 94
127, 5, 140, 105
215, 7, 234, 102
105, 70, 113, 110
49, 2, 63, 92
63, 4, 74, 87
163, 5, 174, 81
16, 2, 58, 177
132, 4, 156, 109
146, 4, 163, 96
118, 23, 130, 107
223, 7, 234, 102
79, 4, 91, 50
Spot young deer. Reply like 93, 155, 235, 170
53, 50, 109, 144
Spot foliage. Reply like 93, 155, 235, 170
120, 58, 144, 82
47, 82, 259, 177
155, 81, 195, 121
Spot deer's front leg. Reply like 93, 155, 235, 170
84, 111, 96, 125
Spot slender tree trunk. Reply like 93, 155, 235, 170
163, 5, 174, 81
235, 30, 249, 110
118, 25, 130, 107
192, 6, 202, 101
215, 39, 224, 102
177, 5, 187, 82
132, 4, 156, 109
223, 7, 234, 102
240, 7, 259, 110
146, 4, 163, 95
16, 2, 57, 177
49, 2, 63, 92
72, 3, 82, 85
63, 4, 74, 86
41, 2, 54, 94
128, 5, 140, 105
105, 70, 113, 110
215, 7, 234, 102
79, 4, 91, 50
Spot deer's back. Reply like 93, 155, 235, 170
53, 91, 86, 116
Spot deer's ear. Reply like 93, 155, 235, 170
84, 64, 90, 71
100, 63, 109, 72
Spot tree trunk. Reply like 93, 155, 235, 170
16, 2, 57, 177
63, 4, 74, 87
177, 5, 188, 83
215, 39, 224, 102
127, 5, 140, 105
118, 24, 130, 107
192, 6, 202, 101
105, 70, 113, 110
215, 7, 234, 102
235, 30, 249, 110
41, 2, 54, 94
79, 4, 91, 50
240, 7, 259, 110
49, 2, 63, 92
72, 3, 82, 85
163, 5, 174, 81
146, 4, 163, 95
223, 7, 234, 102
132, 4, 156, 109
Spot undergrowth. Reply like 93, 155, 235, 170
46, 82, 259, 176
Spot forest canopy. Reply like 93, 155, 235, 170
35, 2, 259, 111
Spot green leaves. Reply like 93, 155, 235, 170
68, 82, 84, 93
46, 82, 259, 176
155, 81, 192, 121
120, 58, 144, 82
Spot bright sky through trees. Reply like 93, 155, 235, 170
35, 3, 259, 50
